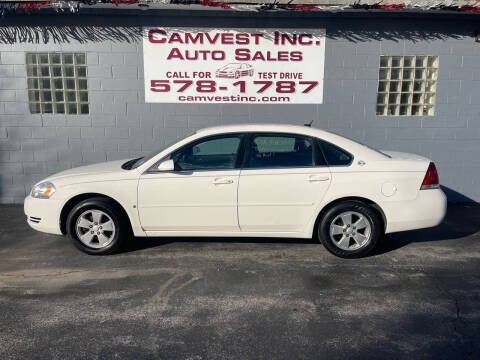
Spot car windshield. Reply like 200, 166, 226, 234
221, 64, 240, 70
129, 131, 196, 169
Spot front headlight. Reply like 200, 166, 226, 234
31, 182, 56, 199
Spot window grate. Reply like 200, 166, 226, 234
26, 52, 89, 115
376, 56, 438, 116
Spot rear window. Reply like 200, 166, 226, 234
247, 134, 314, 168
320, 141, 353, 166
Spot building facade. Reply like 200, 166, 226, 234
1, 7, 480, 203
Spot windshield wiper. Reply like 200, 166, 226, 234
122, 157, 143, 170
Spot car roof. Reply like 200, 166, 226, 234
195, 123, 386, 160
197, 123, 338, 140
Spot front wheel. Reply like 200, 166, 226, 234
317, 201, 382, 258
66, 198, 128, 255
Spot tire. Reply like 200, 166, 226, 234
66, 197, 128, 255
317, 201, 383, 258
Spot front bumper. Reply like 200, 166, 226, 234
24, 195, 63, 235
216, 72, 235, 78
384, 188, 447, 234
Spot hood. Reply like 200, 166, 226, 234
46, 159, 130, 182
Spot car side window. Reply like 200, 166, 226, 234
171, 135, 242, 171
246, 134, 314, 168
319, 140, 353, 166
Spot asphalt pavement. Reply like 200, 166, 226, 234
0, 203, 479, 359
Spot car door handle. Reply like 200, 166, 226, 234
212, 178, 234, 185
307, 175, 330, 182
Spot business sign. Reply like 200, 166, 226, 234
143, 27, 325, 104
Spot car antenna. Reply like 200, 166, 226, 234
304, 120, 314, 127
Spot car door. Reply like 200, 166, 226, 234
238, 133, 331, 233
138, 134, 244, 232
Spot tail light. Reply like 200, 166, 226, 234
421, 162, 439, 190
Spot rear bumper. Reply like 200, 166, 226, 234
384, 188, 447, 234
24, 195, 63, 235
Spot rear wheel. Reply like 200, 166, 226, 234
66, 198, 128, 255
317, 201, 382, 258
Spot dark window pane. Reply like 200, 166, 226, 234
403, 57, 414, 67
79, 91, 88, 102
29, 90, 40, 102
172, 136, 241, 171
55, 91, 64, 101
28, 78, 39, 89
66, 79, 76, 90
377, 81, 387, 92
400, 106, 409, 116
415, 56, 426, 67
51, 53, 61, 64
75, 53, 86, 65
29, 103, 40, 113
41, 91, 52, 102
389, 82, 399, 92
401, 81, 411, 92
54, 79, 63, 89
376, 105, 386, 115
26, 65, 38, 77
67, 103, 77, 114
63, 53, 74, 64
321, 141, 352, 166
39, 54, 49, 64
76, 66, 87, 77
55, 103, 65, 114
77, 79, 88, 90
26, 53, 37, 64
64, 66, 74, 77
80, 104, 89, 114
52, 66, 62, 77
378, 69, 388, 80
40, 66, 50, 76
248, 134, 313, 168
391, 56, 402, 67
66, 91, 76, 102
40, 79, 51, 89
390, 69, 400, 79
42, 103, 53, 114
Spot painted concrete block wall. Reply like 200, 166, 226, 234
0, 14, 479, 203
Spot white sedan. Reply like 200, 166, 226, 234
24, 124, 446, 258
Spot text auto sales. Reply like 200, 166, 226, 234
147, 29, 320, 61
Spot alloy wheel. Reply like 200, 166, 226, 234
75, 209, 116, 249
329, 211, 372, 251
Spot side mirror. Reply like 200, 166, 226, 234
157, 159, 174, 172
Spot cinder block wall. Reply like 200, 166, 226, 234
0, 13, 479, 203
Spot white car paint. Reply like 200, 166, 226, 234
24, 124, 446, 240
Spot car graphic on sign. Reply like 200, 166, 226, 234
216, 63, 254, 79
